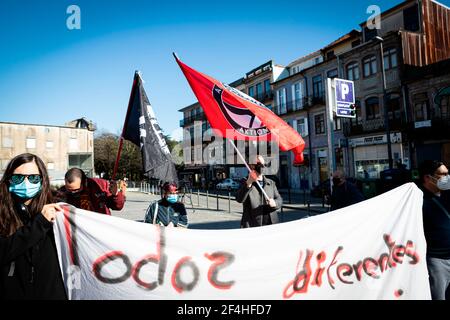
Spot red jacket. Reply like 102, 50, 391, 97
57, 178, 125, 215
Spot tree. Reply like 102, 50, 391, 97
94, 132, 180, 181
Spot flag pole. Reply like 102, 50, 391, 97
112, 71, 139, 180
228, 139, 270, 202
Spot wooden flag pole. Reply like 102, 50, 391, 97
228, 139, 270, 202
112, 71, 139, 180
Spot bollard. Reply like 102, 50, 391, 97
197, 189, 200, 206
308, 200, 311, 215
303, 190, 306, 206
216, 191, 219, 211
228, 191, 231, 213
206, 190, 209, 209
288, 187, 291, 204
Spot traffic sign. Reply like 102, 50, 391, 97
334, 78, 356, 118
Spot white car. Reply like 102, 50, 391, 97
216, 178, 240, 190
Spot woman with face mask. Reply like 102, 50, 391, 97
144, 182, 188, 228
0, 153, 67, 300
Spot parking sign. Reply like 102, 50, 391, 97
334, 78, 355, 118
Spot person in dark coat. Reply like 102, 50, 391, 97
0, 153, 67, 300
236, 155, 283, 228
418, 160, 450, 300
329, 170, 364, 211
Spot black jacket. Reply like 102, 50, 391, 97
421, 187, 450, 259
236, 177, 283, 228
0, 203, 67, 300
330, 181, 364, 211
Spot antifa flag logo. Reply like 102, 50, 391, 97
212, 85, 270, 137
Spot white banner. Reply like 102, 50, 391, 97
53, 183, 431, 300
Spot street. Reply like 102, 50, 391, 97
111, 190, 325, 229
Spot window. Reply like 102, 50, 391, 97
365, 97, 381, 120
326, 51, 335, 60
333, 118, 342, 131
277, 88, 287, 114
68, 154, 93, 175
297, 118, 308, 136
364, 27, 378, 42
404, 4, 420, 32
312, 75, 323, 98
2, 137, 12, 148
315, 114, 325, 134
327, 69, 338, 79
384, 48, 398, 70
256, 83, 263, 100
248, 86, 254, 97
315, 57, 321, 64
292, 82, 303, 110
266, 104, 273, 111
264, 79, 271, 95
46, 140, 54, 149
69, 138, 78, 150
413, 93, 430, 121
439, 95, 449, 118
26, 138, 36, 149
346, 62, 360, 80
363, 56, 377, 77
387, 93, 402, 121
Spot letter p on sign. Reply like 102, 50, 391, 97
341, 84, 349, 100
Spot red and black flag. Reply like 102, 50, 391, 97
174, 54, 305, 165
115, 71, 178, 183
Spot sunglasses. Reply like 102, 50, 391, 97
10, 174, 42, 185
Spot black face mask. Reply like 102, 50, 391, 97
254, 163, 265, 174
66, 189, 83, 198
332, 178, 342, 186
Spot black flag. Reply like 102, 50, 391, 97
122, 71, 178, 183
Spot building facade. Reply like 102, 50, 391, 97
178, 0, 450, 191
0, 118, 95, 184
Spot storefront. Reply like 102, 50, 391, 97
350, 133, 404, 179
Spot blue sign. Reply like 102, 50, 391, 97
334, 79, 355, 118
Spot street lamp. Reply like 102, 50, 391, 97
373, 36, 394, 170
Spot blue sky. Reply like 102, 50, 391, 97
1, 0, 448, 140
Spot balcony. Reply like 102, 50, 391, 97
273, 98, 309, 116
343, 116, 406, 137
253, 91, 274, 103
310, 91, 326, 106
180, 113, 206, 127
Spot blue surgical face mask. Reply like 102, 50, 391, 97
9, 179, 42, 199
166, 194, 178, 203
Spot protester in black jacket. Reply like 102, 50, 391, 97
0, 153, 67, 300
329, 170, 364, 212
418, 160, 450, 300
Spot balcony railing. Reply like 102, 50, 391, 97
273, 98, 310, 116
253, 91, 274, 103
343, 116, 406, 136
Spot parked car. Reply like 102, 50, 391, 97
216, 178, 241, 190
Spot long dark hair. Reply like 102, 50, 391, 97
0, 153, 53, 236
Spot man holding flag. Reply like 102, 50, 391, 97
236, 155, 283, 228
